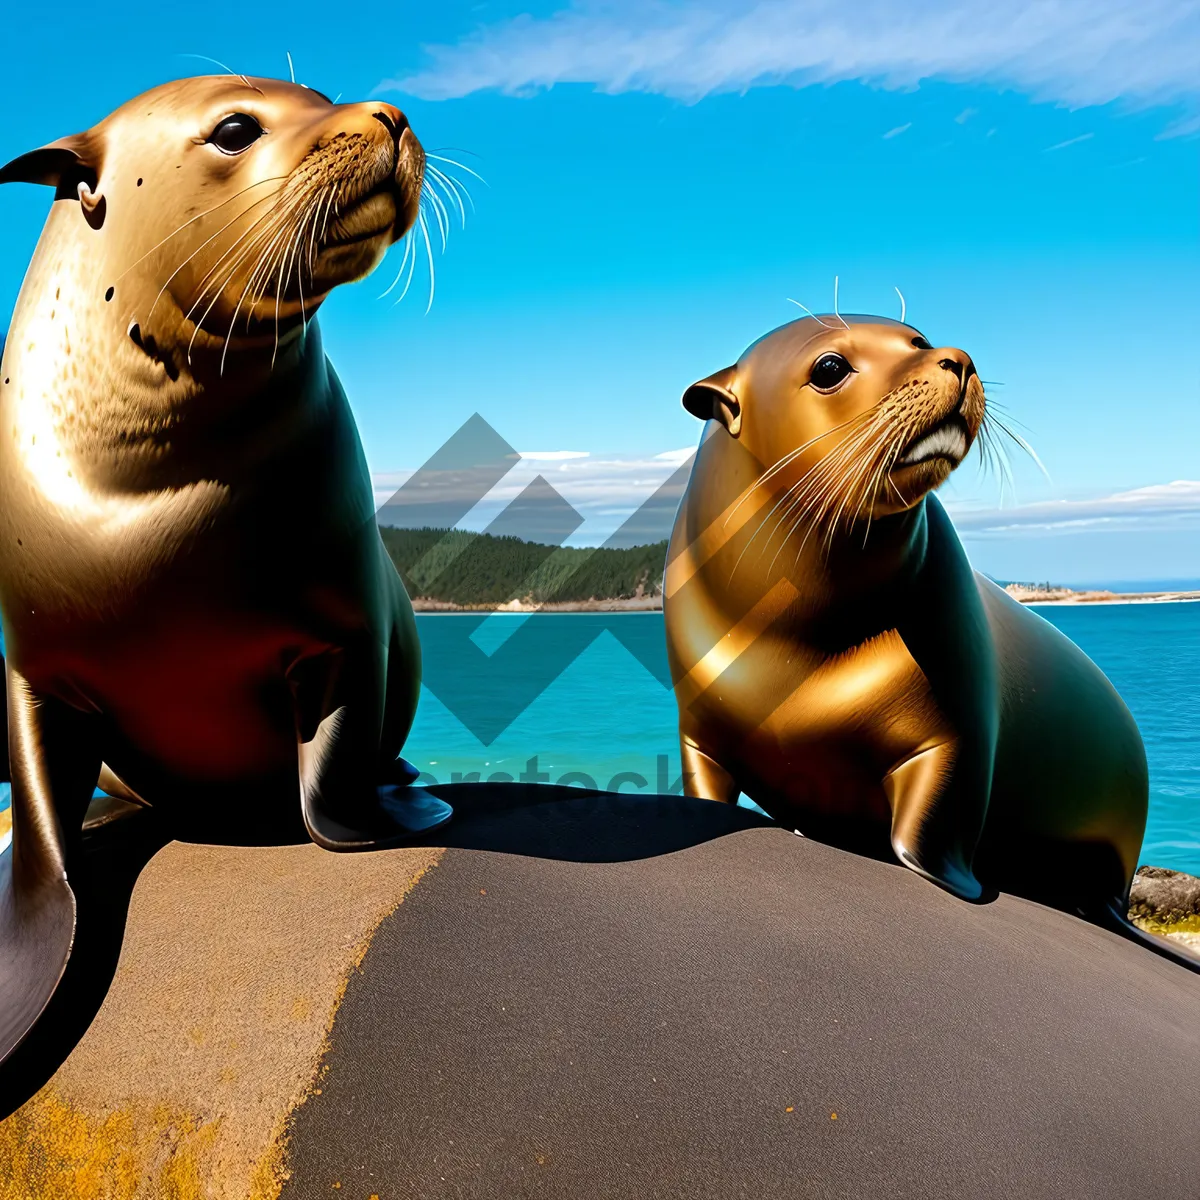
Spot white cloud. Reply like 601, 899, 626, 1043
955, 106, 978, 123
383, 0, 1200, 133
948, 480, 1200, 537
883, 122, 912, 139
516, 450, 591, 460
375, 446, 1200, 547
374, 449, 696, 545
1043, 132, 1094, 152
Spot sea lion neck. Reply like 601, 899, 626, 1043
685, 425, 931, 615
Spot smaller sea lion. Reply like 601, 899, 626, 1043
664, 315, 1193, 968
0, 76, 454, 1065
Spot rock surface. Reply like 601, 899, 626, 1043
1129, 865, 1200, 926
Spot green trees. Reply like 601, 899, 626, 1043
378, 527, 668, 606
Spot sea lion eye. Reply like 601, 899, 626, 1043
808, 353, 854, 391
911, 336, 933, 350
207, 114, 264, 155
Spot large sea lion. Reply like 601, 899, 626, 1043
665, 315, 1188, 961
0, 75, 453, 1064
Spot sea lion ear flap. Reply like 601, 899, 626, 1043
0, 132, 102, 200
682, 366, 742, 437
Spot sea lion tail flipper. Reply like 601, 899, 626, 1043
0, 667, 101, 1066
885, 743, 985, 903
0, 855, 76, 1067
82, 766, 152, 832
1101, 901, 1200, 975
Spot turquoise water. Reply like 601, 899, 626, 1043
2, 604, 1197, 875
403, 606, 1200, 876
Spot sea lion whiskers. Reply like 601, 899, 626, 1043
769, 420, 884, 552
728, 411, 880, 580
771, 393, 924, 563
723, 414, 865, 531
785, 298, 836, 330
743, 414, 882, 565
849, 422, 922, 551
418, 208, 436, 313
426, 164, 470, 225
378, 231, 415, 300
422, 180, 450, 251
724, 412, 878, 576
182, 208, 295, 359
176, 54, 264, 95
146, 183, 290, 326
393, 230, 420, 306
766, 431, 881, 573
184, 192, 314, 364
181, 193, 304, 346
774, 411, 889, 536
222, 183, 330, 375
261, 184, 329, 361
178, 180, 316, 327
801, 415, 899, 558
984, 406, 1049, 482
832, 276, 850, 331
117, 174, 290, 286
785, 417, 898, 565
426, 152, 488, 187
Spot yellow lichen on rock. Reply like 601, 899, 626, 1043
0, 1089, 256, 1200
0, 841, 442, 1200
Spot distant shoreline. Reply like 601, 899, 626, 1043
411, 596, 663, 614
412, 587, 1200, 613
1005, 585, 1200, 606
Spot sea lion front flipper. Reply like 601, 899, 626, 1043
298, 708, 452, 851
679, 736, 741, 804
885, 741, 985, 902
0, 667, 102, 1065
381, 756, 422, 787
292, 646, 451, 853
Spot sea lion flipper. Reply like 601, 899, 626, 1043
885, 743, 985, 902
381, 755, 422, 787
679, 737, 740, 804
0, 667, 101, 1065
297, 707, 451, 853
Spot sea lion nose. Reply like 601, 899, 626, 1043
371, 106, 409, 144
938, 356, 963, 381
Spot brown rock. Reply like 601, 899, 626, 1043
1129, 865, 1200, 924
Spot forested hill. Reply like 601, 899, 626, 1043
379, 527, 668, 607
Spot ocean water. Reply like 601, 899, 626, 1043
1, 605, 1197, 876
402, 606, 1200, 877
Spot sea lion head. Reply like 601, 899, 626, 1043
683, 316, 985, 535
0, 75, 425, 380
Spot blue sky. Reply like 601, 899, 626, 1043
1, 0, 1198, 582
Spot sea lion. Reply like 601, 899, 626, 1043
0, 75, 452, 1064
664, 314, 1183, 955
